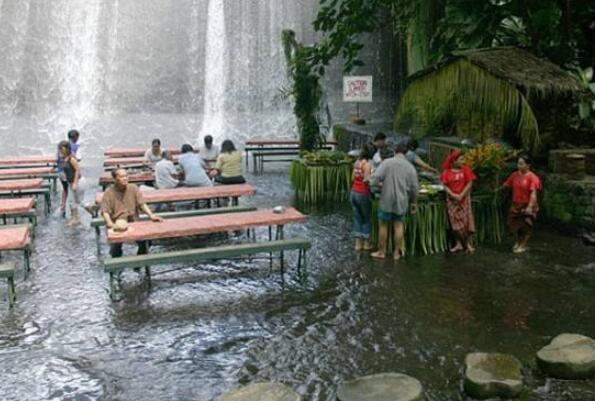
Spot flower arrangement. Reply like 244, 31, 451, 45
463, 144, 518, 192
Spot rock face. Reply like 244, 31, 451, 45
536, 333, 595, 379
464, 353, 523, 399
217, 383, 300, 401
337, 373, 424, 401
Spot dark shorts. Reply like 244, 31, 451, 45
377, 210, 405, 222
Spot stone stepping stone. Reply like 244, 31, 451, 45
464, 353, 523, 399
218, 383, 300, 401
537, 333, 595, 379
337, 373, 423, 401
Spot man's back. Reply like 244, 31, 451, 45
178, 153, 212, 187
155, 159, 179, 189
372, 154, 419, 215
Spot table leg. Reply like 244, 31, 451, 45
95, 227, 102, 255
7, 276, 16, 308
23, 247, 30, 279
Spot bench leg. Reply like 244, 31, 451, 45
109, 272, 117, 301
6, 276, 15, 308
23, 249, 30, 280
45, 192, 51, 215
95, 227, 101, 255
232, 197, 238, 206
145, 266, 152, 288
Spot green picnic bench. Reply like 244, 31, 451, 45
0, 262, 16, 308
103, 238, 310, 300
0, 187, 51, 214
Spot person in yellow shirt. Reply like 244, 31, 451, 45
209, 139, 246, 184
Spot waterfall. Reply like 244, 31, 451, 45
200, 0, 227, 143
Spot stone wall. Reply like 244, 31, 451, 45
541, 174, 595, 232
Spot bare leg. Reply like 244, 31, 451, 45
450, 232, 464, 252
393, 221, 404, 260
354, 238, 363, 251
515, 228, 532, 253
465, 236, 475, 253
371, 222, 388, 259
362, 238, 373, 251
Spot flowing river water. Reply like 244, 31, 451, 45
0, 120, 594, 401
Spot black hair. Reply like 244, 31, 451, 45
221, 139, 236, 153
395, 142, 409, 155
67, 129, 80, 141
152, 138, 161, 146
407, 138, 418, 150
359, 143, 375, 160
111, 168, 126, 179
204, 135, 213, 144
373, 132, 386, 142
181, 144, 194, 153
380, 146, 394, 160
518, 153, 532, 165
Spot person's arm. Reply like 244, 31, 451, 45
70, 158, 81, 190
102, 212, 115, 229
362, 160, 372, 183
369, 161, 386, 187
209, 155, 223, 177
408, 169, 419, 214
141, 203, 163, 222
414, 157, 437, 174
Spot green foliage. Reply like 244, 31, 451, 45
281, 30, 324, 151
395, 60, 541, 152
289, 159, 353, 204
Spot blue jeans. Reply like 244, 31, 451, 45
350, 191, 372, 239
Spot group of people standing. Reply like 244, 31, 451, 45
144, 136, 245, 190
350, 132, 542, 259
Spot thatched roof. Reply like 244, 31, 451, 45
409, 47, 582, 95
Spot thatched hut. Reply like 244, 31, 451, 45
395, 47, 582, 152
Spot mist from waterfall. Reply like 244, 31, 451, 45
0, 0, 391, 156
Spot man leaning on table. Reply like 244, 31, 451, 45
101, 168, 163, 258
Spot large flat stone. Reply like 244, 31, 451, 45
218, 383, 300, 401
537, 333, 595, 379
337, 373, 423, 401
464, 353, 523, 399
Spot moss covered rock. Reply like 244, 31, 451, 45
537, 333, 595, 379
218, 383, 300, 401
337, 373, 423, 401
464, 353, 523, 399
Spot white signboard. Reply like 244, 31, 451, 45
343, 76, 373, 103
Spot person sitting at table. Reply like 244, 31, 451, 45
440, 149, 476, 253
406, 139, 438, 174
57, 140, 82, 225
178, 144, 212, 187
101, 168, 163, 258
144, 138, 164, 166
209, 139, 246, 184
369, 142, 419, 260
198, 135, 219, 169
154, 151, 181, 189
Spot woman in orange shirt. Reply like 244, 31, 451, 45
502, 154, 542, 253
440, 150, 477, 253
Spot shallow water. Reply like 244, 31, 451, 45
0, 126, 594, 401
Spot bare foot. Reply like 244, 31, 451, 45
67, 218, 79, 227
371, 251, 386, 259
362, 241, 374, 251
466, 244, 475, 253
450, 243, 464, 253
393, 250, 402, 261
354, 239, 363, 251
513, 245, 527, 254
512, 242, 520, 252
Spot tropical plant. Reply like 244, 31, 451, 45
463, 143, 518, 191
281, 30, 324, 151
289, 158, 353, 204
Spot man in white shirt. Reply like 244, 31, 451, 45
154, 151, 180, 189
198, 135, 219, 168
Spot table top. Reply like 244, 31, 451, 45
0, 155, 56, 166
99, 171, 154, 184
0, 178, 44, 191
104, 148, 181, 158
96, 183, 255, 204
0, 225, 30, 250
0, 198, 35, 214
103, 155, 183, 167
0, 167, 55, 178
107, 207, 305, 243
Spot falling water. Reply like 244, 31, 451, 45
199, 0, 227, 143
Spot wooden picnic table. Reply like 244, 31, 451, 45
0, 167, 58, 192
245, 138, 338, 146
0, 155, 56, 167
95, 183, 255, 205
107, 208, 305, 244
0, 198, 36, 225
99, 171, 155, 190
103, 155, 182, 167
0, 225, 32, 277
0, 178, 44, 191
104, 147, 181, 158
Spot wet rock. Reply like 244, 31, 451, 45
464, 353, 523, 399
536, 333, 595, 379
218, 383, 300, 401
337, 373, 423, 401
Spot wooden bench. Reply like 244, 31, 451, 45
103, 238, 310, 299
0, 187, 51, 215
0, 262, 16, 308
0, 168, 58, 192
104, 147, 181, 158
0, 155, 56, 168
0, 225, 32, 279
0, 198, 37, 225
245, 140, 336, 173
91, 206, 258, 253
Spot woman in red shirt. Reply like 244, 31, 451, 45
440, 149, 477, 253
351, 144, 375, 251
503, 154, 542, 253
